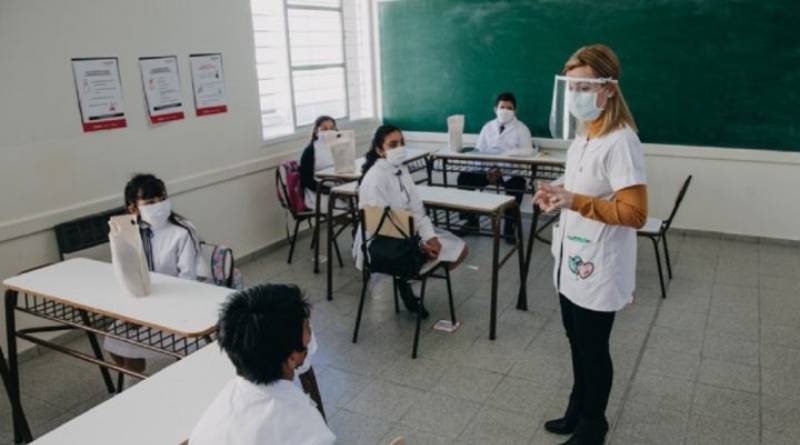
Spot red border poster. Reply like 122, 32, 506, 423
189, 53, 228, 117
71, 58, 128, 132
140, 56, 185, 125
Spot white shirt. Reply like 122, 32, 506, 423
189, 377, 335, 445
551, 126, 647, 312
476, 117, 534, 155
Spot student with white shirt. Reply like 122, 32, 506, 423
356, 125, 469, 318
457, 92, 535, 241
104, 174, 200, 375
534, 45, 648, 445
300, 116, 337, 210
189, 284, 335, 445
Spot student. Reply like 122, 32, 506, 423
355, 125, 469, 318
535, 44, 647, 445
104, 173, 200, 374
189, 284, 335, 445
300, 116, 337, 211
457, 92, 535, 241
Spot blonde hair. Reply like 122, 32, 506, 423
563, 44, 637, 137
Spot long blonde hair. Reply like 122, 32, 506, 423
563, 44, 637, 138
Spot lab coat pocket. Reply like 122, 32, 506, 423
561, 219, 606, 286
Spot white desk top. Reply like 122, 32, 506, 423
31, 343, 234, 445
315, 146, 433, 181
3, 258, 232, 337
432, 149, 566, 165
330, 183, 515, 213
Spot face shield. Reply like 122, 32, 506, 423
549, 75, 618, 139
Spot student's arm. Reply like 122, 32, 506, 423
405, 174, 436, 242
518, 124, 534, 150
475, 125, 489, 153
177, 232, 198, 280
571, 185, 648, 229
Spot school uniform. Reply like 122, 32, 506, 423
353, 158, 465, 269
103, 220, 198, 359
189, 377, 335, 445
550, 125, 646, 430
300, 140, 334, 211
457, 117, 535, 234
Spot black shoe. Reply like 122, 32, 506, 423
417, 303, 430, 320
545, 400, 581, 435
397, 282, 419, 313
559, 418, 608, 445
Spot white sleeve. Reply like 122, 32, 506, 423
176, 231, 198, 280
517, 124, 534, 150
475, 124, 490, 152
404, 173, 436, 242
606, 129, 647, 191
357, 170, 384, 209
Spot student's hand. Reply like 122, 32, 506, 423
423, 238, 442, 259
486, 168, 502, 185
539, 183, 574, 213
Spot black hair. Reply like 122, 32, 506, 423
309, 115, 336, 145
124, 173, 198, 245
218, 284, 311, 385
495, 92, 517, 109
361, 124, 402, 178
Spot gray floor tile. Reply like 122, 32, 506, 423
431, 365, 503, 403
646, 325, 704, 355
685, 414, 759, 445
328, 409, 394, 445
701, 334, 759, 366
697, 358, 759, 393
761, 394, 800, 438
399, 393, 480, 439
345, 381, 425, 421
381, 357, 449, 392
379, 426, 455, 445
691, 384, 759, 425
485, 376, 555, 416
613, 401, 688, 445
638, 348, 701, 381
459, 406, 539, 445
627, 371, 695, 412
315, 366, 369, 411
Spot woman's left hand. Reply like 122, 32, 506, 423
539, 183, 575, 213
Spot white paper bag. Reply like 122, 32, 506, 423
328, 130, 357, 174
108, 215, 151, 297
447, 115, 465, 152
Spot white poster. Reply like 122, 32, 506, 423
139, 56, 185, 124
72, 58, 128, 132
189, 53, 228, 116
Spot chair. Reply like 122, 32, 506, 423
637, 175, 693, 298
275, 164, 345, 266
352, 207, 457, 359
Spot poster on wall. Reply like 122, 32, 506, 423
71, 57, 128, 132
189, 53, 228, 116
139, 56, 185, 125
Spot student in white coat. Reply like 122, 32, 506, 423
535, 45, 648, 445
104, 174, 199, 375
355, 125, 469, 318
189, 284, 335, 445
457, 92, 535, 241
300, 116, 337, 211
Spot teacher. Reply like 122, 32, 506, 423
535, 44, 648, 445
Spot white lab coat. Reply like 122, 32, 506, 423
475, 117, 534, 155
104, 220, 198, 359
189, 377, 336, 445
353, 159, 465, 269
551, 126, 647, 312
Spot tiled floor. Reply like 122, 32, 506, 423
2, 228, 799, 444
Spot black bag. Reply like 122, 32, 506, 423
366, 207, 426, 278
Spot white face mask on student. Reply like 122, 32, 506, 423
295, 331, 317, 375
385, 146, 407, 167
139, 199, 172, 229
496, 108, 515, 124
568, 91, 604, 122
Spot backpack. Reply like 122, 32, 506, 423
277, 160, 307, 214
197, 242, 244, 290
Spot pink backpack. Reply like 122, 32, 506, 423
277, 160, 307, 214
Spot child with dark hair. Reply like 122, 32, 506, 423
189, 284, 334, 445
299, 115, 338, 210
104, 173, 200, 375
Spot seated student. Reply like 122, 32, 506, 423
456, 92, 535, 241
189, 284, 335, 445
300, 116, 337, 211
105, 174, 200, 375
354, 125, 469, 318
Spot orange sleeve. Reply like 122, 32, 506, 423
570, 185, 648, 229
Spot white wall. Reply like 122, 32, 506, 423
0, 0, 377, 353
405, 132, 800, 242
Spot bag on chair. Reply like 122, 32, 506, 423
278, 160, 307, 214
366, 207, 426, 279
108, 215, 151, 297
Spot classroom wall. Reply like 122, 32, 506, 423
405, 132, 800, 243
0, 0, 377, 353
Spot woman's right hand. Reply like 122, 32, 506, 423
422, 237, 442, 259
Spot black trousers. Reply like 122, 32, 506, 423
559, 293, 615, 424
456, 172, 526, 224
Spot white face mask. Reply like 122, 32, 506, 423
496, 108, 515, 124
385, 146, 407, 167
139, 199, 172, 229
295, 331, 317, 375
568, 91, 603, 122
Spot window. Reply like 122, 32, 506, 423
251, 0, 376, 141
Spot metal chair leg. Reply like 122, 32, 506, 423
352, 275, 370, 343
116, 372, 125, 393
287, 220, 301, 264
392, 278, 400, 314
662, 232, 674, 280
651, 237, 667, 299
412, 278, 428, 359
444, 267, 456, 324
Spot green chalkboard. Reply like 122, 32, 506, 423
380, 0, 800, 151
